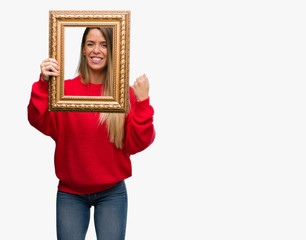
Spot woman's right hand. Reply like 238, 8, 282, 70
40, 58, 60, 81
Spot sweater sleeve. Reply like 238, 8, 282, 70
123, 88, 156, 155
27, 75, 57, 141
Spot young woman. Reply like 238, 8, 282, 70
28, 27, 155, 240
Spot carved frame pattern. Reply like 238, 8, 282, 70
49, 10, 130, 112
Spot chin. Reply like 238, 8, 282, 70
88, 64, 106, 71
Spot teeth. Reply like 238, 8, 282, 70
92, 57, 102, 61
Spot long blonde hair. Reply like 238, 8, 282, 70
77, 27, 127, 149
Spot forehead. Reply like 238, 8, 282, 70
86, 29, 106, 41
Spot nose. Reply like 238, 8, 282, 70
93, 45, 101, 54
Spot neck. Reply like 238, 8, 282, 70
89, 69, 106, 84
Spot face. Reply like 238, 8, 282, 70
83, 29, 108, 73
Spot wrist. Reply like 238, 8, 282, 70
40, 74, 49, 82
136, 97, 149, 103
136, 94, 149, 102
40, 74, 49, 83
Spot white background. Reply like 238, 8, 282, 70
65, 27, 86, 80
1, 0, 306, 239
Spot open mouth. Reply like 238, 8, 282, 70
91, 57, 104, 63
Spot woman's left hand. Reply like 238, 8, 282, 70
132, 74, 150, 101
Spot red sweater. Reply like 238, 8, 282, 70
28, 75, 155, 194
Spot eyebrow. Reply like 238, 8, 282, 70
86, 40, 107, 44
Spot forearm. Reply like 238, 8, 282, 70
124, 98, 155, 154
27, 75, 56, 138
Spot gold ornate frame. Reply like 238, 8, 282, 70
49, 10, 130, 112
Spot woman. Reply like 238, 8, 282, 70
28, 27, 155, 240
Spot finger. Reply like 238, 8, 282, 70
41, 64, 60, 74
42, 66, 59, 76
136, 77, 144, 85
49, 65, 60, 74
143, 74, 148, 81
42, 63, 59, 72
41, 63, 58, 71
48, 71, 60, 77
47, 58, 59, 65
41, 58, 55, 65
41, 59, 59, 70
42, 61, 59, 70
43, 72, 59, 78
131, 84, 136, 93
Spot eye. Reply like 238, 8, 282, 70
87, 43, 94, 47
101, 44, 107, 48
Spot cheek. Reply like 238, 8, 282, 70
103, 48, 108, 56
83, 47, 91, 56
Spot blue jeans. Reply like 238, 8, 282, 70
56, 181, 128, 240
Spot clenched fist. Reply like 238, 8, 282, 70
132, 74, 150, 101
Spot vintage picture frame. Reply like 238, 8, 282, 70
49, 10, 130, 112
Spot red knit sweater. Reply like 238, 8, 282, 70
28, 75, 155, 194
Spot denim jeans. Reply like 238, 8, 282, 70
56, 181, 128, 240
